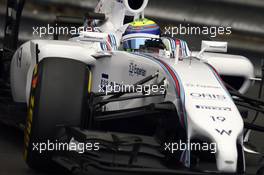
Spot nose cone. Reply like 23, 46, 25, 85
166, 58, 245, 173
215, 141, 238, 172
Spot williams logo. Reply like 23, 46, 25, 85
129, 62, 146, 77
196, 105, 231, 111
190, 93, 226, 100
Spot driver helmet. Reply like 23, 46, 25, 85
122, 18, 160, 51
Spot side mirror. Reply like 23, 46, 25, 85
201, 40, 228, 53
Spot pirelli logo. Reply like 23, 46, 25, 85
195, 105, 232, 111
24, 65, 38, 161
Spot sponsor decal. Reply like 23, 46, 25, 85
190, 93, 226, 100
195, 105, 231, 111
186, 83, 221, 89
99, 73, 124, 92
100, 73, 109, 91
24, 65, 38, 160
129, 62, 146, 77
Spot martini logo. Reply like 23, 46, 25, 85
196, 105, 231, 111
191, 93, 226, 100
129, 62, 146, 77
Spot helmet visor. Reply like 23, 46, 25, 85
123, 38, 148, 50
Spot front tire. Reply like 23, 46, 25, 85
23, 57, 90, 171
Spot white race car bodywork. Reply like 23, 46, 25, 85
193, 51, 255, 94
10, 38, 245, 172
9, 0, 255, 173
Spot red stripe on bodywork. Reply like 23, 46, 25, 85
154, 58, 185, 127
158, 59, 181, 96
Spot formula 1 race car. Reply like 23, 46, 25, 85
1, 0, 264, 174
